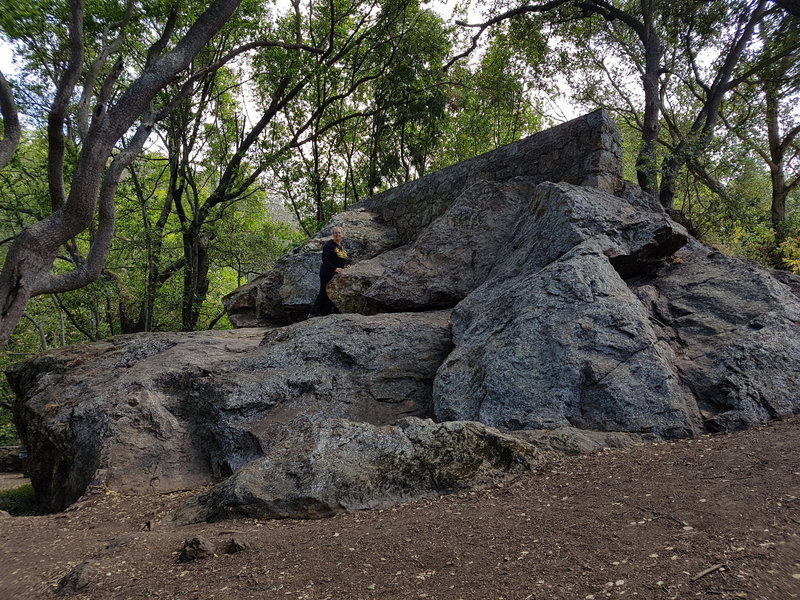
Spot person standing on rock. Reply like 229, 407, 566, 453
310, 226, 351, 317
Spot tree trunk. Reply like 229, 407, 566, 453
0, 0, 242, 345
637, 0, 662, 196
181, 227, 210, 331
765, 81, 788, 241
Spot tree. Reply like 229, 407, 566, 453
437, 17, 547, 169
448, 0, 800, 210
268, 0, 454, 231
447, 0, 667, 196
717, 9, 800, 241
0, 0, 243, 344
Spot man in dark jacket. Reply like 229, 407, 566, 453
310, 226, 350, 316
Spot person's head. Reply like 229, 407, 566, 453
332, 227, 344, 244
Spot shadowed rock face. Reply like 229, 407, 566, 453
9, 110, 800, 517
328, 179, 538, 313
629, 243, 800, 432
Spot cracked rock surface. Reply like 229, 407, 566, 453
8, 314, 451, 512
8, 110, 800, 517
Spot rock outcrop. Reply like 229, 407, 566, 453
432, 182, 698, 436
8, 313, 451, 512
629, 242, 800, 432
170, 416, 542, 523
7, 330, 264, 512
8, 109, 800, 517
328, 179, 538, 313
223, 210, 401, 327
223, 110, 623, 326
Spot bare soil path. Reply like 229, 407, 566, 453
0, 472, 28, 492
1, 417, 798, 600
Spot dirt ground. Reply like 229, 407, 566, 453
1, 417, 798, 600
0, 471, 28, 492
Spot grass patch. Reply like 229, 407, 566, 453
0, 483, 40, 516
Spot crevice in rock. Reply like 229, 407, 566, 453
581, 346, 650, 388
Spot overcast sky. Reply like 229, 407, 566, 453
0, 41, 16, 75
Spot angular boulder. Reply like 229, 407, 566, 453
631, 242, 800, 432
170, 416, 543, 524
8, 313, 452, 512
226, 110, 624, 325
7, 330, 264, 512
431, 181, 698, 437
328, 178, 537, 313
433, 240, 700, 437
187, 311, 453, 477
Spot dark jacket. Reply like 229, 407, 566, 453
320, 239, 350, 282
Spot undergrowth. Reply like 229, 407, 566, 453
0, 483, 40, 516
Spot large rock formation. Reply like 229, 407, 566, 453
8, 110, 800, 517
222, 109, 623, 326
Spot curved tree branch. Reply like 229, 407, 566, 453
33, 113, 155, 296
0, 0, 243, 345
48, 0, 86, 213
76, 0, 134, 138
444, 0, 571, 70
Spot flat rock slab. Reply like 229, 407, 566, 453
170, 416, 544, 523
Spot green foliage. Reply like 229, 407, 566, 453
674, 152, 800, 271
0, 483, 39, 516
779, 234, 800, 273
260, 0, 460, 230
0, 406, 19, 446
435, 23, 546, 169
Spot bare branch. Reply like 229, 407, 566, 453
728, 41, 800, 89
146, 4, 179, 67
51, 293, 97, 342
156, 38, 322, 123
575, 0, 646, 39
48, 0, 86, 213
780, 122, 800, 155
444, 0, 646, 71
21, 313, 48, 351
719, 110, 773, 165
76, 0, 135, 138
